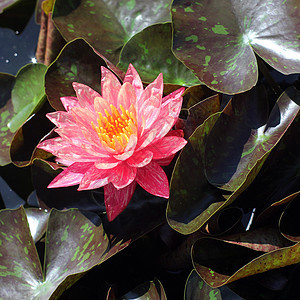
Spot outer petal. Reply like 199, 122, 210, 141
78, 164, 110, 190
48, 162, 93, 188
136, 161, 169, 198
110, 163, 137, 189
127, 150, 153, 168
47, 111, 75, 128
123, 64, 144, 100
104, 181, 137, 221
101, 66, 121, 107
154, 154, 175, 166
38, 137, 98, 162
146, 136, 187, 160
72, 82, 101, 108
60, 96, 79, 112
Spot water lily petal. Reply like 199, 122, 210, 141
136, 161, 169, 198
127, 150, 153, 168
136, 128, 157, 151
95, 156, 120, 169
93, 96, 112, 116
47, 111, 75, 128
78, 164, 110, 190
123, 64, 144, 100
146, 136, 187, 160
48, 162, 93, 188
72, 82, 101, 108
104, 181, 137, 221
60, 96, 79, 112
154, 154, 175, 166
110, 163, 137, 189
101, 66, 121, 107
117, 82, 137, 110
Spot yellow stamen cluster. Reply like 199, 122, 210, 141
92, 103, 137, 152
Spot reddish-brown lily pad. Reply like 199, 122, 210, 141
172, 0, 300, 94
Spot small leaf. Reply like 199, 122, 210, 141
44, 38, 107, 111
118, 23, 201, 86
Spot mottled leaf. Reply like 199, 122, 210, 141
117, 278, 167, 300
205, 86, 300, 191
184, 270, 221, 300
45, 38, 107, 111
25, 207, 49, 243
0, 206, 129, 299
167, 112, 224, 234
192, 228, 296, 288
53, 0, 172, 64
118, 23, 201, 86
172, 0, 300, 94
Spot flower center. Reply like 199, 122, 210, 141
92, 103, 137, 151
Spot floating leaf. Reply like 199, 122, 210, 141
205, 86, 300, 191
118, 23, 201, 86
192, 228, 296, 288
167, 112, 224, 234
0, 73, 15, 165
0, 206, 130, 299
172, 0, 300, 94
184, 270, 221, 300
53, 0, 172, 64
10, 101, 55, 167
8, 63, 47, 133
44, 38, 107, 111
112, 278, 167, 300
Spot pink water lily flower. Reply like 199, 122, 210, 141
38, 64, 187, 221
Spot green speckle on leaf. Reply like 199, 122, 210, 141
196, 45, 205, 50
220, 71, 227, 75
61, 225, 69, 242
89, 11, 96, 14
24, 247, 28, 255
87, 33, 92, 36
67, 24, 74, 28
71, 246, 80, 261
211, 80, 218, 84
184, 7, 194, 12
212, 24, 229, 35
209, 290, 219, 300
126, 0, 136, 10
172, 8, 176, 12
198, 16, 207, 21
272, 57, 278, 62
203, 56, 211, 66
185, 35, 198, 43
166, 58, 172, 65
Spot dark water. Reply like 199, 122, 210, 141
0, 12, 40, 75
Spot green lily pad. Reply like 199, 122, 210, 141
8, 63, 47, 133
118, 23, 201, 86
184, 270, 221, 300
0, 64, 46, 166
52, 0, 172, 64
0, 206, 130, 299
172, 0, 300, 94
205, 86, 300, 191
192, 228, 295, 288
44, 38, 107, 111
10, 101, 55, 167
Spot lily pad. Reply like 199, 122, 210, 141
118, 23, 201, 86
8, 63, 47, 133
192, 228, 296, 288
167, 112, 224, 234
44, 38, 107, 111
205, 86, 300, 191
52, 0, 172, 64
184, 270, 221, 300
172, 0, 300, 94
0, 206, 131, 299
